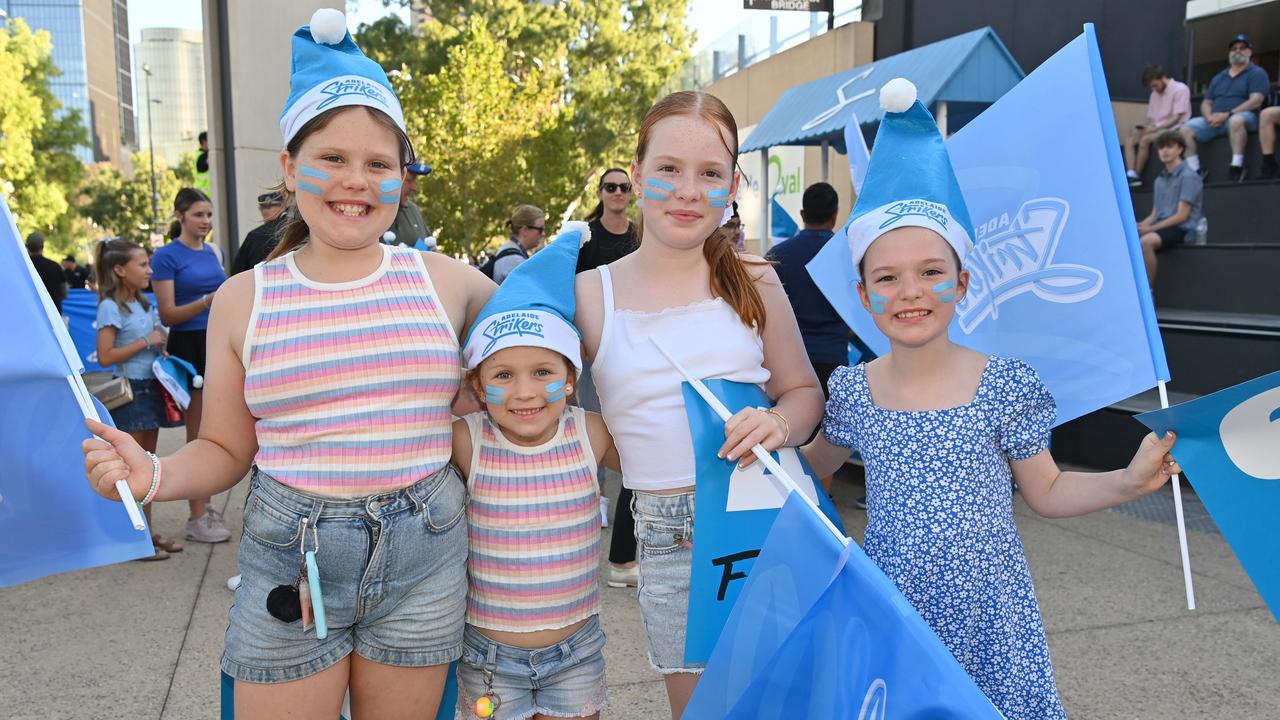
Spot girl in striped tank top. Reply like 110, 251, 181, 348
83, 10, 498, 718
454, 223, 620, 720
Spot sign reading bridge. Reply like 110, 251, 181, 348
743, 0, 832, 11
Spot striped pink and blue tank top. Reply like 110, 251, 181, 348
464, 406, 602, 632
242, 245, 460, 497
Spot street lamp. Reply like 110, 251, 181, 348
142, 63, 160, 236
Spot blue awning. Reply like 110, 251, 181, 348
740, 27, 1024, 154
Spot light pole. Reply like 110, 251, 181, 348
142, 63, 160, 236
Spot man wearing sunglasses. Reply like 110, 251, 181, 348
577, 168, 637, 273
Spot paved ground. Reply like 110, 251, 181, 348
2, 427, 1277, 719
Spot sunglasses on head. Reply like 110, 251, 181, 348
601, 182, 632, 194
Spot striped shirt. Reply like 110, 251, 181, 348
242, 245, 460, 497
464, 406, 602, 632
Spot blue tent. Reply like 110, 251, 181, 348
741, 26, 1025, 154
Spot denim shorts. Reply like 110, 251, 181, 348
109, 378, 182, 432
221, 464, 468, 684
1184, 112, 1258, 143
456, 617, 608, 720
631, 490, 701, 674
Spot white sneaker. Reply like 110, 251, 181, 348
606, 563, 639, 588
599, 496, 610, 528
226, 574, 242, 592
186, 511, 231, 543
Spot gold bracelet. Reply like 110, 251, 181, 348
757, 406, 790, 445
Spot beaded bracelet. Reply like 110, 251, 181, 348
139, 451, 162, 506
757, 406, 790, 446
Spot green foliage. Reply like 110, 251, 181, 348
78, 151, 186, 244
0, 19, 88, 247
357, 0, 690, 256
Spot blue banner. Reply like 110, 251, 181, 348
769, 196, 799, 244
685, 494, 1003, 719
63, 288, 110, 373
0, 197, 153, 587
1135, 371, 1280, 623
808, 25, 1168, 426
682, 380, 844, 665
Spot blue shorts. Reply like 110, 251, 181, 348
631, 490, 702, 674
221, 465, 468, 684
1184, 112, 1259, 143
109, 378, 182, 432
456, 617, 608, 720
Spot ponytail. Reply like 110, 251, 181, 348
93, 238, 150, 314
168, 220, 182, 239
585, 202, 604, 222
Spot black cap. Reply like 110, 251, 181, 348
1229, 34, 1251, 50
406, 162, 433, 176
257, 191, 283, 205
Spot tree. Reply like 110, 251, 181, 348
0, 19, 87, 245
356, 0, 691, 255
78, 151, 186, 243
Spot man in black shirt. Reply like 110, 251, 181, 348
26, 232, 67, 312
232, 192, 288, 275
62, 255, 90, 289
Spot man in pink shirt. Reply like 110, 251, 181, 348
1126, 64, 1192, 187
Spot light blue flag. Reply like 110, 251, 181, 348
808, 25, 1168, 425
844, 109, 871, 195
685, 494, 1003, 719
1135, 371, 1280, 623
64, 288, 110, 373
0, 197, 153, 587
681, 380, 844, 665
770, 196, 799, 244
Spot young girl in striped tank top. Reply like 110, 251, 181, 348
82, 10, 497, 718
454, 223, 619, 720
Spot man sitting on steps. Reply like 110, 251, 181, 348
1178, 34, 1269, 182
1138, 131, 1204, 288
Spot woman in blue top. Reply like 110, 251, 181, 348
94, 238, 183, 560
151, 187, 230, 544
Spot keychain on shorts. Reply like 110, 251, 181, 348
472, 667, 501, 718
300, 518, 328, 640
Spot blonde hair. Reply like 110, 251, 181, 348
634, 91, 768, 330
507, 204, 545, 236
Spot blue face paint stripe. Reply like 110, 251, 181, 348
869, 292, 889, 315
378, 179, 402, 192
484, 385, 506, 406
545, 381, 565, 392
485, 395, 505, 405
647, 178, 675, 192
709, 199, 728, 208
707, 188, 730, 198
378, 194, 400, 204
299, 166, 330, 181
643, 189, 669, 202
938, 293, 956, 303
298, 181, 324, 196
932, 281, 957, 293
545, 391, 566, 403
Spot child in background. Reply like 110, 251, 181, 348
454, 222, 618, 720
802, 79, 1181, 720
573, 91, 825, 718
92, 238, 183, 560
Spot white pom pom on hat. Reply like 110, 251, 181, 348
309, 8, 348, 45
557, 220, 592, 247
879, 78, 918, 113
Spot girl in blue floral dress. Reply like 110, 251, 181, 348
802, 80, 1181, 720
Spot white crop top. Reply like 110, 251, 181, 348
590, 265, 771, 491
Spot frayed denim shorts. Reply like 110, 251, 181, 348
221, 465, 468, 684
456, 616, 608, 720
108, 378, 182, 432
631, 490, 702, 674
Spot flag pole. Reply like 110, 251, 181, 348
1158, 379, 1195, 610
651, 336, 849, 547
67, 376, 147, 531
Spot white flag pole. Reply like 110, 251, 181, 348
650, 336, 849, 547
1158, 379, 1195, 610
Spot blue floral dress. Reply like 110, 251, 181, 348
823, 356, 1067, 719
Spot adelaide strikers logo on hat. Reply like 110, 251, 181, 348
879, 199, 950, 231
317, 77, 389, 111
481, 311, 546, 354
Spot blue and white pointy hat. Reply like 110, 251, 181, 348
846, 78, 974, 278
279, 9, 407, 156
463, 222, 592, 371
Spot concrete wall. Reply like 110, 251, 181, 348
202, 0, 339, 262
704, 22, 876, 246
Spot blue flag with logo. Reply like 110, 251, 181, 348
0, 197, 153, 587
808, 25, 1168, 425
1135, 371, 1280, 623
684, 493, 1003, 719
682, 380, 844, 665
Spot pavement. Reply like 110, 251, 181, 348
2, 427, 1278, 719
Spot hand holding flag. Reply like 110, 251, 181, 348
83, 418, 155, 503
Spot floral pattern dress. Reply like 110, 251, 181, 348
822, 355, 1068, 720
